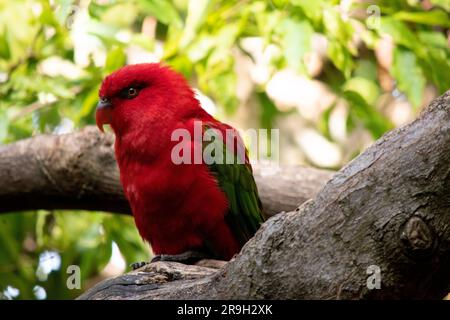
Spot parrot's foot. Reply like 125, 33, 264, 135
151, 251, 210, 264
130, 251, 211, 269
130, 261, 148, 270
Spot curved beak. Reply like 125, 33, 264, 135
95, 99, 112, 133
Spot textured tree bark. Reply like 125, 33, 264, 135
79, 90, 450, 300
0, 127, 332, 217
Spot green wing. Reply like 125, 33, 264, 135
202, 124, 265, 246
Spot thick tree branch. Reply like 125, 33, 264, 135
79, 90, 450, 300
0, 128, 332, 217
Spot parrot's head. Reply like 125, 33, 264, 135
96, 63, 199, 135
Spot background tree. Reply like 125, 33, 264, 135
0, 0, 449, 299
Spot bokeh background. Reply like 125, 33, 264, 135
0, 0, 449, 299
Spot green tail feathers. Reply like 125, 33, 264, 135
202, 123, 265, 247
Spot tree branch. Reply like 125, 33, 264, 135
79, 90, 450, 300
0, 127, 332, 217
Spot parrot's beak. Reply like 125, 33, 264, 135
96, 98, 112, 133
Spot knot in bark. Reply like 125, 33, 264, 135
400, 216, 435, 259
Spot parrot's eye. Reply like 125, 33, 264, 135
126, 87, 139, 99
119, 86, 141, 99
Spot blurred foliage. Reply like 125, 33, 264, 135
0, 0, 449, 299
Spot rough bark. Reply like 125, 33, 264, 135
0, 127, 332, 218
79, 90, 450, 300
78, 261, 223, 300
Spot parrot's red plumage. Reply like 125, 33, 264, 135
96, 63, 264, 262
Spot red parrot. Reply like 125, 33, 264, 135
96, 63, 264, 265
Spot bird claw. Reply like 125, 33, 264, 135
130, 261, 148, 270
130, 251, 210, 269
150, 255, 161, 263
152, 251, 210, 264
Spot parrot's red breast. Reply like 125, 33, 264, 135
96, 63, 264, 260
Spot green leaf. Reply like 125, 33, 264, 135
78, 85, 101, 120
323, 6, 355, 54
187, 35, 215, 62
379, 17, 423, 55
179, 0, 211, 49
88, 1, 111, 20
391, 48, 426, 109
215, 73, 238, 114
394, 10, 450, 28
257, 91, 282, 132
418, 31, 448, 50
318, 101, 336, 140
327, 40, 354, 78
104, 46, 126, 74
207, 25, 240, 66
137, 0, 183, 29
0, 109, 8, 142
102, 2, 140, 28
343, 77, 380, 105
35, 106, 61, 133
86, 20, 122, 46
130, 33, 154, 51
291, 0, 324, 26
0, 215, 21, 263
280, 18, 313, 74
429, 0, 450, 12
354, 59, 378, 82
422, 48, 450, 93
343, 90, 392, 139
0, 28, 11, 60
103, 216, 150, 264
